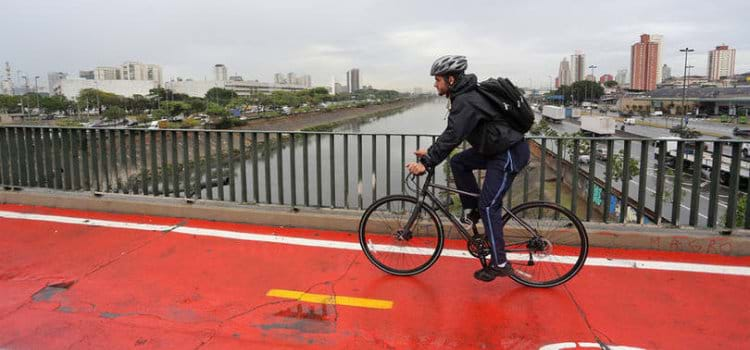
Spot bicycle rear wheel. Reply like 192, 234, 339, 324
502, 201, 588, 288
358, 195, 444, 276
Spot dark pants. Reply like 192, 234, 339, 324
450, 141, 530, 265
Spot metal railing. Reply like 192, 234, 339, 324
0, 125, 747, 230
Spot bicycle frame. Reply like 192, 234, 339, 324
401, 169, 539, 243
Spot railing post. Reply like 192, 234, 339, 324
586, 139, 596, 222
620, 140, 632, 224
372, 134, 377, 204
193, 131, 201, 199
129, 130, 137, 194
707, 141, 722, 228
726, 143, 742, 229
183, 131, 190, 199
329, 134, 335, 208
654, 140, 667, 225
571, 139, 579, 215
108, 129, 117, 192
344, 134, 350, 209
204, 131, 212, 200
637, 140, 649, 224
671, 141, 685, 226
689, 141, 704, 227
173, 130, 180, 198
316, 133, 322, 207
240, 132, 248, 203
228, 132, 236, 202
555, 138, 562, 210
120, 130, 128, 193
603, 139, 614, 223
276, 132, 284, 204
357, 134, 363, 209
216, 132, 223, 201
0, 128, 8, 185
302, 133, 309, 206
539, 138, 547, 202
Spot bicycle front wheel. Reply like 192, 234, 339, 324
502, 201, 588, 288
358, 195, 444, 276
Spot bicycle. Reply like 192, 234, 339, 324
358, 165, 588, 288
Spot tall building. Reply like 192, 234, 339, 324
651, 34, 664, 83
585, 74, 596, 82
3, 63, 15, 95
558, 58, 572, 86
571, 51, 586, 82
346, 68, 360, 93
120, 62, 162, 86
555, 77, 560, 89
47, 72, 67, 95
287, 72, 296, 86
630, 34, 660, 91
79, 70, 95, 80
298, 74, 312, 88
708, 44, 736, 81
94, 66, 120, 80
599, 74, 614, 84
615, 69, 628, 85
214, 64, 228, 81
662, 64, 672, 82
274, 73, 287, 84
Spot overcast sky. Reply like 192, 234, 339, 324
2, 0, 748, 91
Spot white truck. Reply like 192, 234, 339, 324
580, 116, 616, 136
542, 105, 565, 123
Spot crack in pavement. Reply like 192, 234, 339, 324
80, 220, 187, 280
0, 221, 188, 327
193, 252, 360, 349
561, 283, 614, 350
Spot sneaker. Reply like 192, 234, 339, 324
473, 264, 513, 282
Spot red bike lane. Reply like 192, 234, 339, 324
1, 203, 749, 349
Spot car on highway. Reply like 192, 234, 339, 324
733, 127, 750, 137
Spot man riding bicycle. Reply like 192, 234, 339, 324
406, 55, 531, 282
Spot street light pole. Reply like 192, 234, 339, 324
34, 76, 40, 110
680, 47, 694, 127
588, 64, 597, 115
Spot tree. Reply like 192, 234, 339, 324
102, 106, 126, 121
77, 89, 125, 113
604, 80, 619, 88
161, 101, 192, 117
205, 88, 237, 106
188, 98, 206, 114
0, 95, 21, 113
206, 103, 229, 117
39, 95, 72, 114
569, 81, 604, 103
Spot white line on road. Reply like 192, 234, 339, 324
1, 209, 749, 277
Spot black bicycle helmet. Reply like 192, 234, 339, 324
430, 55, 468, 76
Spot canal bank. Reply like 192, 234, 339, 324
237, 97, 433, 132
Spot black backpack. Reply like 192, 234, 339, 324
477, 77, 534, 133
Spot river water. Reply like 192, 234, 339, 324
214, 99, 457, 209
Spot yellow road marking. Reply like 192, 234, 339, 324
266, 289, 393, 310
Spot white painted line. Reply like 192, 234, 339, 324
0, 210, 175, 231
1, 209, 749, 277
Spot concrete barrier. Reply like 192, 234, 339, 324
2, 188, 749, 256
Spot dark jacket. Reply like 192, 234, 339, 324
421, 74, 524, 168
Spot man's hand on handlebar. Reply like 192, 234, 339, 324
406, 162, 427, 176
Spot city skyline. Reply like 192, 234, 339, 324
1, 0, 749, 91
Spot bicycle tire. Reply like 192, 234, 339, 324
358, 195, 444, 276
502, 201, 588, 288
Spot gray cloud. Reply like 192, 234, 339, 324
2, 0, 748, 91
